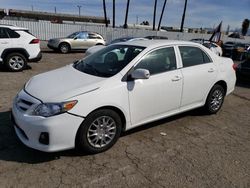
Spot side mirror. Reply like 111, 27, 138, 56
73, 37, 78, 40
131, 69, 150, 80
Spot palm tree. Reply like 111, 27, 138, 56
102, 0, 108, 27
113, 0, 115, 28
153, 0, 158, 30
124, 0, 130, 28
180, 0, 188, 32
158, 0, 167, 31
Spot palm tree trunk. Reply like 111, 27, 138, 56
113, 0, 115, 28
158, 0, 167, 31
153, 0, 158, 30
180, 0, 188, 32
124, 0, 130, 28
103, 0, 108, 27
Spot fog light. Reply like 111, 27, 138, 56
39, 132, 49, 145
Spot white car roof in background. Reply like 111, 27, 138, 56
0, 24, 28, 30
118, 40, 202, 49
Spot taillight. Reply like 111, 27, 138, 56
29, 39, 40, 44
232, 63, 238, 71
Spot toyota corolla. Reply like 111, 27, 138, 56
11, 40, 236, 154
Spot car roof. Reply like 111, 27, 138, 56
0, 24, 28, 30
118, 40, 201, 49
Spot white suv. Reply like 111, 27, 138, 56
0, 24, 42, 71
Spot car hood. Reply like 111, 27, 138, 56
25, 65, 105, 102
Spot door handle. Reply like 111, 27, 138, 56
171, 76, 182, 81
208, 68, 215, 73
1, 42, 8, 44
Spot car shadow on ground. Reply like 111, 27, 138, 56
0, 108, 206, 164
236, 80, 250, 88
0, 64, 32, 72
41, 49, 86, 54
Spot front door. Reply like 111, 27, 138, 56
127, 47, 183, 127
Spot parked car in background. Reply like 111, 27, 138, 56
202, 41, 223, 56
85, 37, 148, 56
0, 24, 41, 71
47, 31, 105, 53
110, 37, 148, 44
234, 52, 250, 82
190, 39, 222, 56
222, 41, 245, 60
145, 35, 168, 40
12, 40, 236, 154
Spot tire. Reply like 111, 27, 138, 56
4, 53, 27, 72
76, 109, 122, 154
204, 84, 225, 114
59, 43, 70, 53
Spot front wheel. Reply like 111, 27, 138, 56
204, 84, 225, 114
59, 43, 70, 53
76, 109, 122, 154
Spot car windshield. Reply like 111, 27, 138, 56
74, 45, 145, 78
67, 32, 79, 38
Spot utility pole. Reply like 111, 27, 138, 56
153, 0, 158, 30
54, 7, 57, 14
180, 0, 188, 32
113, 0, 115, 28
77, 5, 82, 16
124, 0, 130, 28
103, 0, 108, 27
31, 5, 34, 11
136, 15, 138, 25
158, 0, 167, 31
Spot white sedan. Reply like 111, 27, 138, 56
11, 40, 236, 153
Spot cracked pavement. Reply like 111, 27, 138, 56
0, 50, 250, 187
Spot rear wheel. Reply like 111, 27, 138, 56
76, 109, 122, 154
205, 84, 225, 114
4, 53, 27, 72
59, 43, 70, 53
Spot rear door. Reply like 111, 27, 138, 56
0, 27, 12, 61
177, 46, 218, 109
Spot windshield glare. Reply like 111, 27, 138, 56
74, 45, 145, 77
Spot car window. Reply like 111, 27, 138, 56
6, 28, 20, 38
77, 32, 88, 39
0, 28, 9, 38
135, 47, 177, 75
179, 46, 212, 68
74, 45, 145, 78
88, 33, 102, 39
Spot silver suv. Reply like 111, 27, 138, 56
47, 31, 105, 53
0, 24, 42, 71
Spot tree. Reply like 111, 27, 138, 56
241, 19, 249, 36
180, 0, 188, 32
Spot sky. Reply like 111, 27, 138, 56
1, 0, 249, 30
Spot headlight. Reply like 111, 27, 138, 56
33, 100, 77, 117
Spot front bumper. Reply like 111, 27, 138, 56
11, 91, 84, 152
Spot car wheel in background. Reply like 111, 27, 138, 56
5, 53, 27, 72
59, 43, 70, 53
76, 109, 122, 154
205, 84, 225, 114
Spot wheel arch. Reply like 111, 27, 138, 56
87, 106, 127, 132
1, 48, 29, 60
214, 80, 227, 94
